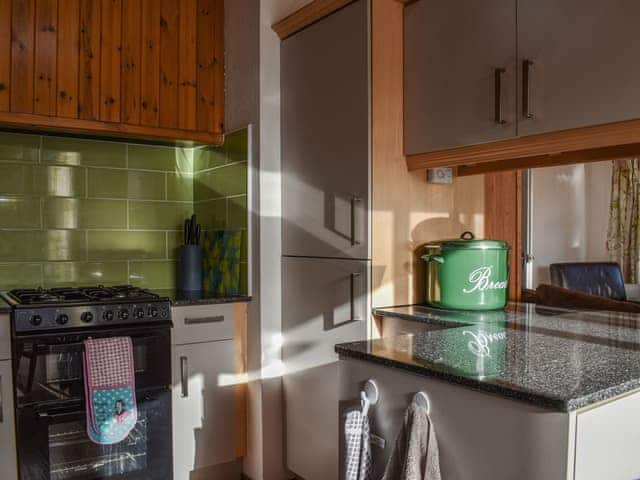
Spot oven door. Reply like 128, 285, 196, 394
13, 326, 171, 407
17, 388, 172, 480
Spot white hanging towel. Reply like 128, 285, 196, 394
344, 408, 373, 480
381, 402, 441, 480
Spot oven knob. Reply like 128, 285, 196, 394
56, 314, 69, 325
30, 314, 43, 326
119, 309, 129, 320
148, 306, 158, 318
134, 308, 145, 319
103, 310, 114, 321
81, 312, 94, 323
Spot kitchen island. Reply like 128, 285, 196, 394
336, 303, 640, 480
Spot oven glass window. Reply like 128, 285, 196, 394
49, 411, 148, 480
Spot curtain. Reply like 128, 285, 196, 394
607, 158, 640, 283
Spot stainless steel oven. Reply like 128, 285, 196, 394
13, 325, 172, 480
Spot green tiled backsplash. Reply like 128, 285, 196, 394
0, 130, 248, 291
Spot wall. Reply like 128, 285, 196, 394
371, 0, 484, 310
530, 160, 612, 286
0, 130, 248, 292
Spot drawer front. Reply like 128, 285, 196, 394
574, 391, 640, 480
0, 314, 10, 361
172, 304, 236, 345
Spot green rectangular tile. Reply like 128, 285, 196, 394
215, 163, 247, 197
87, 168, 127, 198
240, 262, 248, 295
227, 195, 247, 229
0, 230, 86, 262
0, 132, 40, 163
129, 201, 192, 230
128, 144, 193, 172
193, 146, 225, 172
0, 197, 41, 228
167, 231, 184, 259
195, 198, 226, 230
127, 170, 165, 200
0, 163, 39, 195
167, 172, 194, 201
43, 262, 128, 287
0, 263, 42, 289
224, 129, 248, 163
38, 165, 86, 197
42, 136, 127, 167
88, 231, 166, 260
129, 261, 177, 289
43, 198, 127, 229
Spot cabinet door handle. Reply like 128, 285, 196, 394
0, 375, 3, 423
184, 315, 224, 325
350, 196, 362, 246
350, 273, 362, 321
523, 60, 534, 118
494, 68, 507, 125
180, 356, 189, 398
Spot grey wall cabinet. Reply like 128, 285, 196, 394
283, 256, 368, 480
405, 0, 640, 155
281, 0, 370, 259
404, 0, 517, 154
517, 0, 640, 136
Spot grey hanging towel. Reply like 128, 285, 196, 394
344, 409, 373, 480
381, 402, 441, 480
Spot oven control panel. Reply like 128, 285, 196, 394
13, 301, 171, 333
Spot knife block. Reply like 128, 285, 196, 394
178, 245, 203, 292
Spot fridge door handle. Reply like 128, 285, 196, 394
350, 273, 362, 321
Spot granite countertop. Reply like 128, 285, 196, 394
151, 290, 252, 307
336, 303, 640, 411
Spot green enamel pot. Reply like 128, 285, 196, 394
422, 231, 510, 311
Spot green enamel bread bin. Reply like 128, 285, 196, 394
422, 232, 510, 311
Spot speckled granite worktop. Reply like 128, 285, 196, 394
151, 290, 252, 308
336, 303, 640, 411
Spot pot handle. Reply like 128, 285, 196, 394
422, 254, 444, 264
461, 231, 475, 240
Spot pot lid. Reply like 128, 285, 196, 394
427, 231, 511, 250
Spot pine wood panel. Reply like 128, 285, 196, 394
99, 0, 121, 122
140, 0, 160, 126
0, 0, 224, 143
56, 0, 79, 117
121, 0, 141, 124
485, 171, 522, 301
159, 0, 178, 128
78, 0, 100, 120
34, 0, 57, 115
0, 0, 12, 110
178, 0, 197, 130
11, 0, 35, 113
196, 0, 216, 132
272, 0, 355, 39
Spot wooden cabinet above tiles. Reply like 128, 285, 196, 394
0, 0, 224, 144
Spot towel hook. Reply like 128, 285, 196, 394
363, 379, 379, 405
413, 391, 430, 414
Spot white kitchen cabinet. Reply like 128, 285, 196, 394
172, 339, 241, 480
0, 360, 17, 480
517, 0, 640, 137
0, 313, 10, 361
404, 0, 517, 154
171, 304, 236, 346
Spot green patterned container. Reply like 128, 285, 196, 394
422, 232, 510, 311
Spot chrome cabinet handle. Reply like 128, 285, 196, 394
350, 273, 362, 321
494, 68, 507, 124
184, 315, 224, 325
180, 356, 189, 398
523, 60, 534, 119
350, 196, 362, 246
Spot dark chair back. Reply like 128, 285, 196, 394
549, 262, 626, 301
